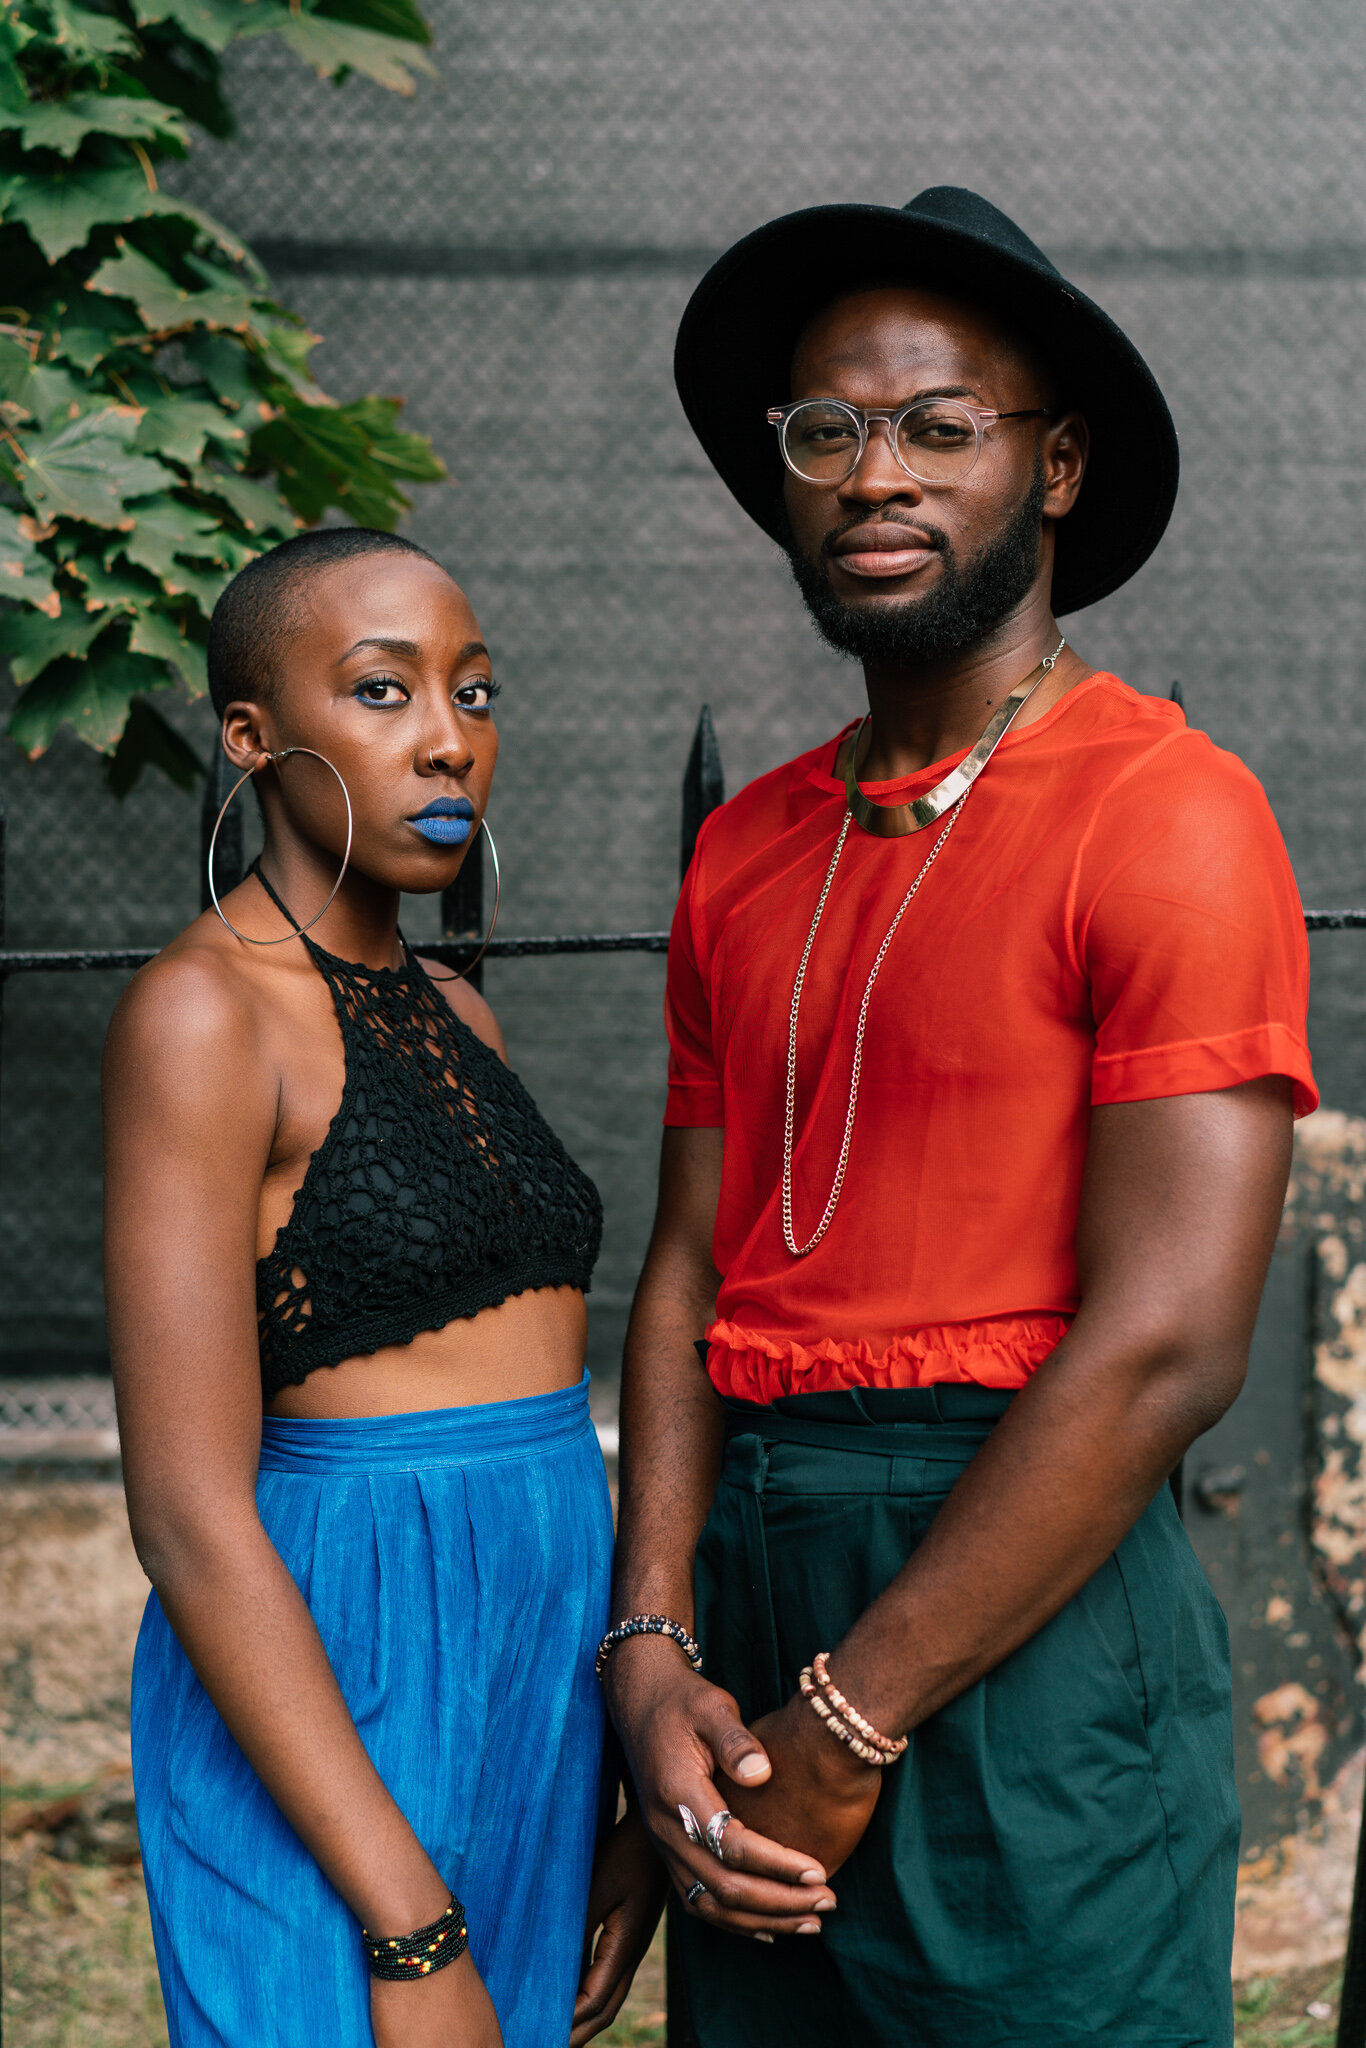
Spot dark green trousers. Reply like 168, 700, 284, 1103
673, 1390, 1238, 2047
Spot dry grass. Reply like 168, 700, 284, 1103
1234, 1963, 1343, 2047
2, 1852, 169, 2048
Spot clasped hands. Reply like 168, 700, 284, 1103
605, 1636, 881, 1942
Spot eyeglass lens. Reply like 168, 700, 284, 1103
781, 400, 981, 484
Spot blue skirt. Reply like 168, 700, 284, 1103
131, 1375, 613, 2048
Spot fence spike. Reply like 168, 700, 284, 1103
681, 703, 725, 883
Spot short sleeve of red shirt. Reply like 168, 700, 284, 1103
1074, 728, 1317, 1115
665, 816, 724, 1126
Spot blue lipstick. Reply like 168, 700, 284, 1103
408, 796, 475, 846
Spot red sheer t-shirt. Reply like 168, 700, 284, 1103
664, 675, 1317, 1403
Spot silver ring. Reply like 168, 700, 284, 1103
704, 1809, 732, 1860
678, 1804, 703, 1847
684, 1880, 707, 1908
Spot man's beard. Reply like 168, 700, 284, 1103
785, 467, 1048, 665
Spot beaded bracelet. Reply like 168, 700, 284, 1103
595, 1613, 703, 1679
798, 1667, 895, 1768
361, 1894, 468, 1981
812, 1652, 908, 1758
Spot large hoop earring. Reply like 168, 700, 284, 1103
426, 818, 501, 982
207, 747, 354, 946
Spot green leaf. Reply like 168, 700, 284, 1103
29, 362, 92, 426
0, 8, 33, 118
0, 594, 106, 682
132, 393, 244, 463
194, 523, 257, 571
66, 552, 161, 612
103, 692, 205, 795
42, 293, 129, 369
0, 503, 60, 613
153, 552, 229, 613
180, 330, 271, 414
313, 0, 430, 44
130, 0, 248, 54
0, 161, 255, 264
342, 396, 444, 481
0, 164, 142, 263
258, 313, 318, 383
189, 461, 293, 534
7, 641, 169, 755
44, 0, 141, 60
252, 393, 443, 525
242, 4, 435, 92
43, 324, 108, 370
86, 239, 261, 334
12, 89, 189, 157
18, 405, 171, 524
0, 331, 34, 407
111, 490, 220, 575
3, 358, 91, 428
127, 600, 207, 693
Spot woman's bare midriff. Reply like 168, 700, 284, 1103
264, 1284, 589, 1418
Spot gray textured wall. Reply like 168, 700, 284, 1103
5, 0, 1366, 1375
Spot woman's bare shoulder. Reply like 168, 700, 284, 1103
105, 915, 270, 1081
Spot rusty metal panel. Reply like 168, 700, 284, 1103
1186, 1241, 1364, 1858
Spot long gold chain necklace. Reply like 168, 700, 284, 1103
781, 638, 1066, 1257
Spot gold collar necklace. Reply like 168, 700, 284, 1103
841, 636, 1066, 837
782, 636, 1066, 1257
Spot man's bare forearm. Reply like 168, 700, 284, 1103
614, 1224, 724, 1627
612, 1127, 726, 1627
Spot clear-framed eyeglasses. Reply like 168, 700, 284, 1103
766, 397, 1056, 487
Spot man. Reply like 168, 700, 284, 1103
601, 188, 1317, 2045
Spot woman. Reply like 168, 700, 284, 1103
103, 527, 664, 2048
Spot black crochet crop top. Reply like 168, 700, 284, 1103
253, 867, 602, 1401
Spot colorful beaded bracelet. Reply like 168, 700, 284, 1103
361, 1894, 468, 1981
595, 1613, 703, 1679
798, 1667, 896, 1768
812, 1652, 908, 1757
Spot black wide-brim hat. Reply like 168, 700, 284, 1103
674, 186, 1178, 616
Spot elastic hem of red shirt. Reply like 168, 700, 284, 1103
1091, 1020, 1317, 1118
705, 1314, 1071, 1403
